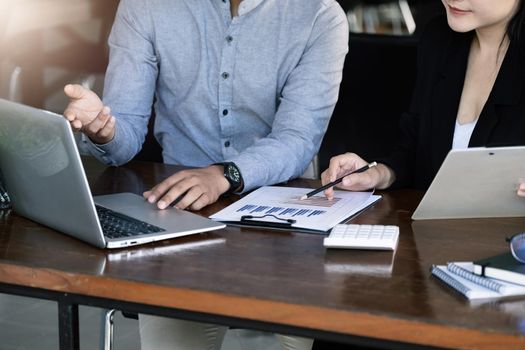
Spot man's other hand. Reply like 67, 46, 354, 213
143, 165, 230, 211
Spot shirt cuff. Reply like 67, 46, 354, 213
80, 133, 118, 165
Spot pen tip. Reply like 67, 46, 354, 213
300, 195, 307, 201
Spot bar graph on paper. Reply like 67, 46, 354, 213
236, 204, 328, 217
210, 186, 381, 232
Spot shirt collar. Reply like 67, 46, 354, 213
237, 0, 265, 16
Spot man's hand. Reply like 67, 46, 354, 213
143, 165, 230, 211
63, 84, 116, 144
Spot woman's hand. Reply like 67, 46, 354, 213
320, 153, 395, 199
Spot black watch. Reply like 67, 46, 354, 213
215, 162, 243, 195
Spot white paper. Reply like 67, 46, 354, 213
210, 186, 381, 232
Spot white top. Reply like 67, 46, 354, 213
452, 119, 478, 149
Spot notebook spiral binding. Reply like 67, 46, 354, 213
447, 263, 504, 293
432, 265, 470, 296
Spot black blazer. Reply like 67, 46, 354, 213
384, 16, 525, 190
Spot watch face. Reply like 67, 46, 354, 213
227, 164, 241, 183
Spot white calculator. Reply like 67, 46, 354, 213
323, 224, 399, 250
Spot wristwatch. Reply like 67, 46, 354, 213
215, 162, 243, 195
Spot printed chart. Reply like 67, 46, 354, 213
210, 186, 381, 232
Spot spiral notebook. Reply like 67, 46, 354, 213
431, 262, 525, 300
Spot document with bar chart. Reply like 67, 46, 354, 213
210, 186, 381, 233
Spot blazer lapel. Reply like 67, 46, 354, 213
430, 32, 471, 163
470, 40, 525, 146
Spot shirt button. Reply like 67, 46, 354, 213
221, 72, 230, 79
226, 35, 233, 43
222, 109, 229, 116
224, 141, 231, 147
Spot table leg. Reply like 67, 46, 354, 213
58, 301, 79, 350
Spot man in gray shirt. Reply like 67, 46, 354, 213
64, 0, 347, 348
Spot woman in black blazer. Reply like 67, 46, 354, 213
320, 0, 525, 198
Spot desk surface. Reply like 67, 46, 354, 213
1, 157, 524, 349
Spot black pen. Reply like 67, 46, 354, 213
300, 162, 377, 200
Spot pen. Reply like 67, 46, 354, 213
300, 162, 377, 200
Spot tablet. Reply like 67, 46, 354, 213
412, 146, 525, 220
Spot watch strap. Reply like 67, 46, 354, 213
213, 162, 243, 195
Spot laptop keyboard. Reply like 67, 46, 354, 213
95, 205, 166, 239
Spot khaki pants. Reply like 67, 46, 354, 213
139, 315, 313, 350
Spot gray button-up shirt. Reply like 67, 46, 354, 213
86, 0, 348, 191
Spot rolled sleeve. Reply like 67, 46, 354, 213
92, 0, 158, 165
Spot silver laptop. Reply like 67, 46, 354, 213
0, 99, 225, 248
412, 146, 525, 220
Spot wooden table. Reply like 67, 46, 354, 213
1, 157, 524, 350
